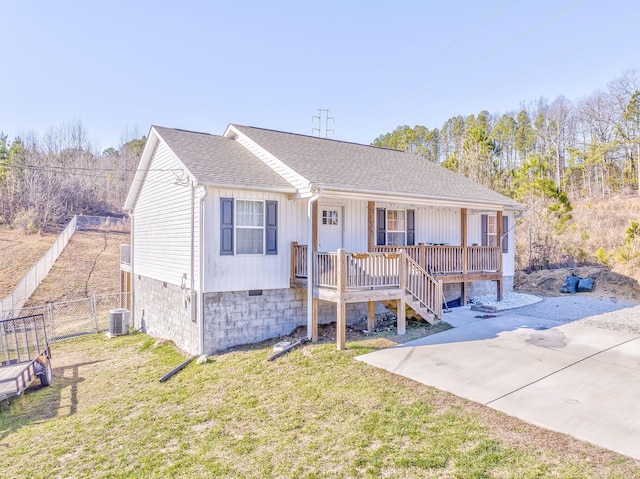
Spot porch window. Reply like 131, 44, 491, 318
386, 210, 406, 246
220, 198, 278, 255
376, 208, 415, 246
481, 214, 507, 250
487, 215, 497, 247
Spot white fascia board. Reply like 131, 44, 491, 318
319, 189, 524, 211
224, 124, 312, 193
201, 182, 296, 194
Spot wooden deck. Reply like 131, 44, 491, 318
292, 242, 503, 303
293, 248, 443, 349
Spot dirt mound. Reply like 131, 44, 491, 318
515, 266, 640, 302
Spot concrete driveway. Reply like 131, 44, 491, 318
356, 304, 640, 460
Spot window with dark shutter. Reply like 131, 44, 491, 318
220, 197, 234, 255
376, 208, 386, 246
265, 201, 277, 255
481, 214, 488, 247
407, 209, 415, 246
502, 215, 509, 253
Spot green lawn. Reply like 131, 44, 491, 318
0, 332, 637, 478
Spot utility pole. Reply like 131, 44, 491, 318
312, 109, 334, 138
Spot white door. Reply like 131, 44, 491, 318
318, 206, 343, 252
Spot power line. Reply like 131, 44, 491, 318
339, 0, 589, 126
0, 160, 183, 175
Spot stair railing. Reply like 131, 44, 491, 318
403, 252, 442, 318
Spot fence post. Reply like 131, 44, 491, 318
91, 296, 98, 333
47, 303, 55, 339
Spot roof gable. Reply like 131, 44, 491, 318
152, 126, 295, 192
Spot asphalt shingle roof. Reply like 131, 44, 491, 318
232, 125, 522, 208
150, 124, 522, 209
153, 126, 295, 192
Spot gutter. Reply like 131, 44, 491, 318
306, 189, 321, 339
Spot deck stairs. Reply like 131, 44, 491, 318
381, 294, 438, 324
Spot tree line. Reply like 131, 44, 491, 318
373, 70, 640, 271
0, 121, 145, 233
373, 71, 640, 200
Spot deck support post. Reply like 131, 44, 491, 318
337, 303, 346, 350
397, 250, 406, 335
496, 210, 504, 302
336, 248, 347, 350
367, 301, 376, 333
312, 298, 319, 342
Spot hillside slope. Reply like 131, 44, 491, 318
0, 230, 56, 298
24, 231, 127, 306
514, 195, 640, 301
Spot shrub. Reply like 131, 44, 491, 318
594, 247, 610, 266
12, 208, 41, 234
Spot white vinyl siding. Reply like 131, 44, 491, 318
204, 189, 306, 292
132, 141, 200, 289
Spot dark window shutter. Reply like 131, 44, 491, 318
502, 215, 509, 253
220, 198, 234, 255
406, 209, 415, 246
376, 208, 386, 246
265, 200, 277, 255
481, 214, 488, 247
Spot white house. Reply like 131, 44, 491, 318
122, 124, 524, 354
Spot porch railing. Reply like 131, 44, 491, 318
311, 250, 441, 317
466, 246, 500, 272
292, 243, 501, 280
373, 244, 499, 274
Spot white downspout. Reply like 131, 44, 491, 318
306, 190, 321, 339
129, 211, 135, 328
198, 186, 208, 356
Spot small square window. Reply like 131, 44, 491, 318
322, 210, 339, 226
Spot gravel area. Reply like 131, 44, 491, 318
470, 292, 640, 334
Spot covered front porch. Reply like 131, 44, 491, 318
291, 202, 506, 349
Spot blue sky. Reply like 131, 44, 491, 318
2, 0, 639, 150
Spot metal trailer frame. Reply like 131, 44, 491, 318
0, 313, 52, 401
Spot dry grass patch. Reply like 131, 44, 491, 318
1, 333, 638, 478
25, 231, 128, 305
0, 229, 56, 297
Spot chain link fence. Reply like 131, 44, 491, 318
1, 216, 77, 318
6, 293, 130, 342
76, 215, 129, 232
1, 215, 130, 321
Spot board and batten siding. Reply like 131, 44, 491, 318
203, 189, 307, 292
132, 141, 200, 289
467, 210, 515, 276
375, 203, 461, 246
318, 199, 369, 252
